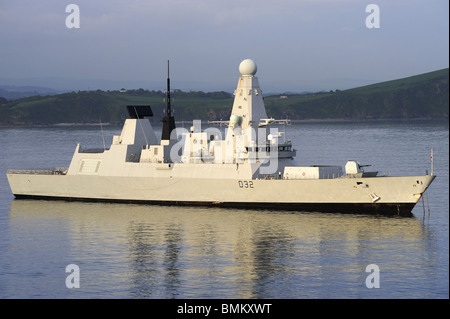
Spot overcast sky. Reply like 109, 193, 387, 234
0, 0, 448, 92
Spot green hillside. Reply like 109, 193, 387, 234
264, 68, 448, 120
0, 68, 448, 126
0, 89, 233, 126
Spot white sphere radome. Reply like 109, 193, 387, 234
239, 59, 257, 76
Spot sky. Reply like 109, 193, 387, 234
0, 0, 448, 92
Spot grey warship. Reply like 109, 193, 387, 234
6, 59, 435, 215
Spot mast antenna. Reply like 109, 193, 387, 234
161, 59, 176, 141
167, 59, 171, 116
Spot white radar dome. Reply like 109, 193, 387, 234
239, 59, 257, 76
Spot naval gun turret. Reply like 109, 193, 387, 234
345, 160, 378, 177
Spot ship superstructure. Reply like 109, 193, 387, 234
6, 59, 435, 215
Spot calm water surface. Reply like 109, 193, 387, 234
0, 120, 448, 299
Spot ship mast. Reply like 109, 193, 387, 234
161, 60, 176, 141
166, 59, 172, 118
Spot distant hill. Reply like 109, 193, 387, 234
264, 68, 448, 120
0, 69, 448, 126
0, 85, 64, 100
0, 89, 234, 126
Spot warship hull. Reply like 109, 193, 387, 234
7, 169, 435, 215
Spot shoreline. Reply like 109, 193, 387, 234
0, 117, 447, 128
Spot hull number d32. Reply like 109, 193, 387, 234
238, 180, 254, 189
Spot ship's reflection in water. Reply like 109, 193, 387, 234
8, 199, 436, 298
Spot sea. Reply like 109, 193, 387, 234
0, 119, 448, 301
